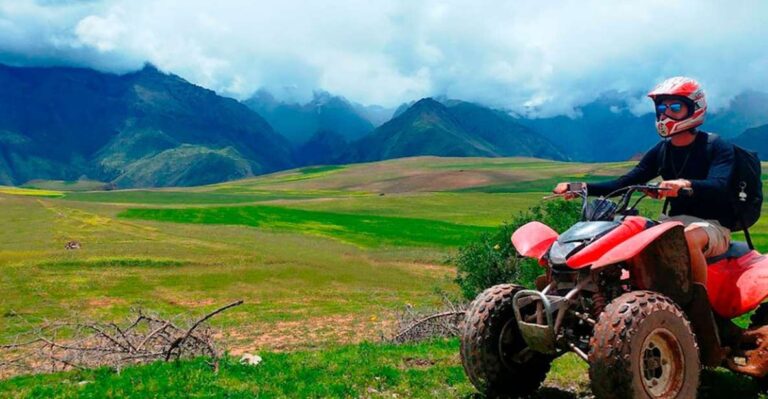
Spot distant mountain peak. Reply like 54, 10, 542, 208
398, 97, 449, 118
243, 89, 375, 143
349, 98, 566, 162
310, 90, 335, 104
411, 97, 441, 108
140, 62, 161, 73
130, 63, 169, 79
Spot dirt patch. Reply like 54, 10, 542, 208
362, 171, 497, 193
86, 297, 128, 307
224, 314, 398, 354
166, 298, 219, 308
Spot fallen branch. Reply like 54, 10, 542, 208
389, 294, 468, 344
165, 300, 243, 361
0, 300, 243, 378
391, 310, 466, 343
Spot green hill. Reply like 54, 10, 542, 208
0, 64, 293, 188
350, 98, 566, 162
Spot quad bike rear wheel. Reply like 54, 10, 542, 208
460, 284, 553, 398
589, 291, 700, 399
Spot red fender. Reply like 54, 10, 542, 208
511, 221, 558, 261
707, 252, 768, 318
566, 216, 649, 269
590, 221, 684, 269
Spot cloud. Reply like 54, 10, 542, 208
1, 0, 767, 115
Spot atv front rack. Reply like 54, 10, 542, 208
512, 290, 562, 354
512, 281, 591, 359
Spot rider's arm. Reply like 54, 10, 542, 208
587, 141, 663, 196
687, 137, 735, 197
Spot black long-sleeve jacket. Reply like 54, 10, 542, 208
589, 132, 736, 227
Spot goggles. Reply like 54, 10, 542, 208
656, 103, 683, 114
654, 100, 694, 121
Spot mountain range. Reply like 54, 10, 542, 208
0, 64, 293, 187
1, 63, 767, 187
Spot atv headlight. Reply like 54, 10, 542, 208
548, 241, 582, 265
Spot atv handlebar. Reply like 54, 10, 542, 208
553, 183, 692, 221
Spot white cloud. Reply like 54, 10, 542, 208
75, 11, 124, 52
0, 0, 767, 115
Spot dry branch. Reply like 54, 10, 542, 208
0, 301, 243, 377
389, 295, 467, 343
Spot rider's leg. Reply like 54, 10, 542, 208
684, 226, 723, 366
684, 225, 709, 285
683, 222, 730, 366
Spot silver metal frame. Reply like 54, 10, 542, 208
511, 278, 590, 356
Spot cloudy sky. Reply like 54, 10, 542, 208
1, 0, 767, 116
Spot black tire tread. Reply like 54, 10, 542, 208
460, 284, 551, 398
588, 290, 700, 399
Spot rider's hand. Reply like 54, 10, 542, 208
553, 182, 570, 194
553, 182, 585, 200
658, 179, 691, 198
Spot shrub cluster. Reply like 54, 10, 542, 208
454, 200, 581, 299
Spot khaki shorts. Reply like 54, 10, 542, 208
663, 215, 731, 257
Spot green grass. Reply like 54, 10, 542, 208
3, 156, 768, 397
0, 340, 470, 399
21, 179, 109, 192
0, 193, 458, 344
62, 190, 322, 204
269, 192, 543, 227
226, 165, 348, 186
0, 186, 64, 198
1, 339, 764, 399
37, 257, 187, 268
452, 174, 645, 194
118, 205, 495, 247
299, 165, 345, 175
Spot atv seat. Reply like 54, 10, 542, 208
706, 241, 751, 264
706, 243, 768, 318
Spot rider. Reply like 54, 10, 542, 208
553, 76, 735, 287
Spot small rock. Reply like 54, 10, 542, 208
77, 381, 92, 386
239, 353, 263, 366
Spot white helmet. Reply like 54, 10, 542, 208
647, 77, 707, 137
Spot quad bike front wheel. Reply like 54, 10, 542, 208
589, 291, 700, 399
460, 284, 553, 398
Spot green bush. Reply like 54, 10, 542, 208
454, 200, 581, 300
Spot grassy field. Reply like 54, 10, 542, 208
1, 156, 767, 397
0, 340, 763, 399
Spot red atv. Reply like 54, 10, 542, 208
460, 184, 768, 398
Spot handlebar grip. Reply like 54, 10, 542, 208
679, 188, 693, 197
